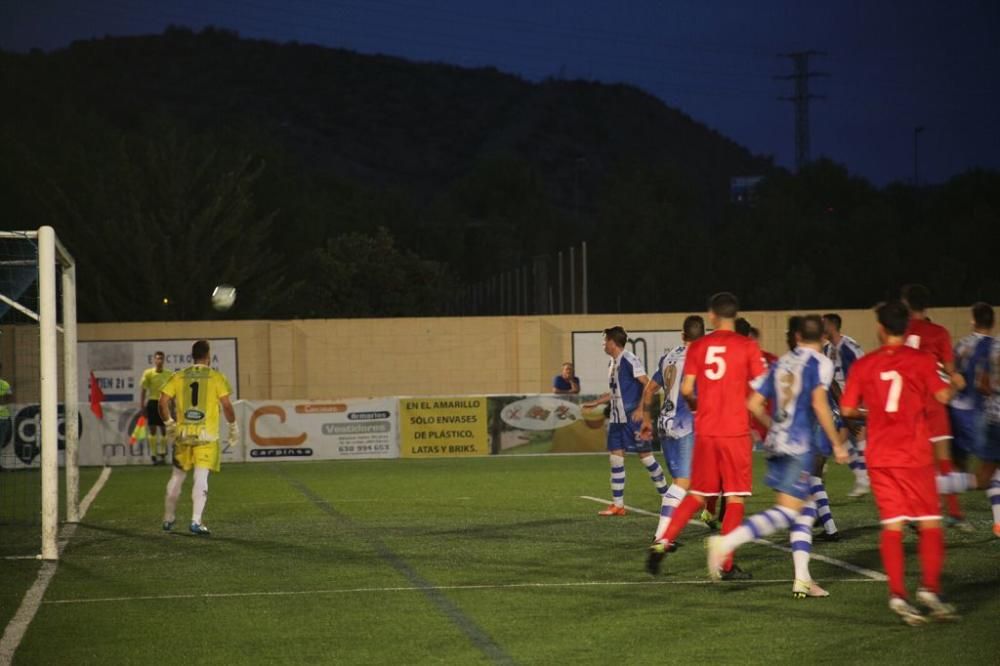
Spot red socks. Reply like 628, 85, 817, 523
879, 529, 907, 598
919, 527, 944, 594
937, 459, 963, 519
663, 494, 702, 544
705, 495, 718, 515
720, 501, 745, 571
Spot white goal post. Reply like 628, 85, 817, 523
0, 226, 78, 560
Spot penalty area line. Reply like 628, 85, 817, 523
578, 495, 886, 582
44, 576, 882, 605
0, 466, 113, 666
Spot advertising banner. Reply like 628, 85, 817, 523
488, 394, 609, 455
572, 330, 683, 395
399, 397, 488, 458
77, 402, 242, 467
244, 399, 398, 461
78, 338, 239, 405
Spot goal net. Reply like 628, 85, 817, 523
0, 227, 78, 560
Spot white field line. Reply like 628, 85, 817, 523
0, 467, 112, 666
43, 576, 881, 606
578, 495, 887, 581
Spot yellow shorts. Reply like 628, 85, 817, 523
172, 439, 221, 473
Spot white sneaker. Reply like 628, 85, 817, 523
916, 588, 960, 621
793, 579, 829, 599
706, 535, 727, 581
847, 480, 870, 498
889, 596, 928, 626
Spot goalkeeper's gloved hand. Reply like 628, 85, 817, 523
228, 421, 239, 447
164, 418, 177, 438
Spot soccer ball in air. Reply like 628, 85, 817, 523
211, 284, 237, 311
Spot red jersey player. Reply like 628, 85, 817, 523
901, 284, 969, 529
646, 292, 766, 579
841, 300, 957, 626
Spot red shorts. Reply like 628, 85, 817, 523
926, 400, 952, 442
689, 434, 752, 497
869, 466, 941, 524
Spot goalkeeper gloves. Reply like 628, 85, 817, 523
164, 418, 177, 438
228, 421, 239, 447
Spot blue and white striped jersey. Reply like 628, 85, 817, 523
752, 347, 834, 456
608, 350, 646, 423
951, 332, 993, 411
823, 335, 864, 391
651, 345, 693, 439
985, 338, 1000, 425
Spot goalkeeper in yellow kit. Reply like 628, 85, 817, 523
158, 340, 237, 535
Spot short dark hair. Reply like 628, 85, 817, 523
877, 301, 910, 336
708, 292, 739, 319
683, 315, 705, 342
972, 302, 995, 329
192, 339, 211, 362
603, 326, 628, 348
822, 313, 842, 331
799, 315, 824, 343
734, 317, 752, 337
154, 351, 165, 359
749, 326, 761, 340
901, 284, 930, 312
786, 315, 803, 351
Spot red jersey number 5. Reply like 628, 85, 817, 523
705, 346, 727, 380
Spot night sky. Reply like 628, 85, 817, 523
2, 0, 998, 186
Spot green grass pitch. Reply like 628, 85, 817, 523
2, 455, 999, 664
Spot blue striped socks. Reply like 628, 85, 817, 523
654, 483, 687, 542
810, 476, 838, 535
641, 454, 668, 497
609, 454, 625, 507
720, 505, 798, 552
791, 501, 817, 582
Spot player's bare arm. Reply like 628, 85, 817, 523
680, 374, 696, 411
933, 385, 955, 405
746, 392, 772, 431
157, 393, 172, 423
582, 393, 611, 409
631, 374, 650, 422
813, 387, 848, 464
220, 395, 236, 424
639, 377, 663, 439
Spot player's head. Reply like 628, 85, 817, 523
682, 315, 705, 342
602, 326, 628, 355
749, 326, 761, 341
798, 315, 824, 344
822, 313, 841, 340
153, 351, 165, 369
560, 362, 574, 379
192, 340, 211, 364
900, 284, 930, 313
971, 302, 995, 331
786, 315, 803, 351
875, 300, 910, 340
734, 317, 752, 337
707, 292, 739, 325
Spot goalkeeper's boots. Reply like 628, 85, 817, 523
162, 520, 174, 532
189, 522, 211, 536
598, 504, 627, 516
700, 509, 720, 531
646, 541, 668, 575
792, 579, 829, 599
